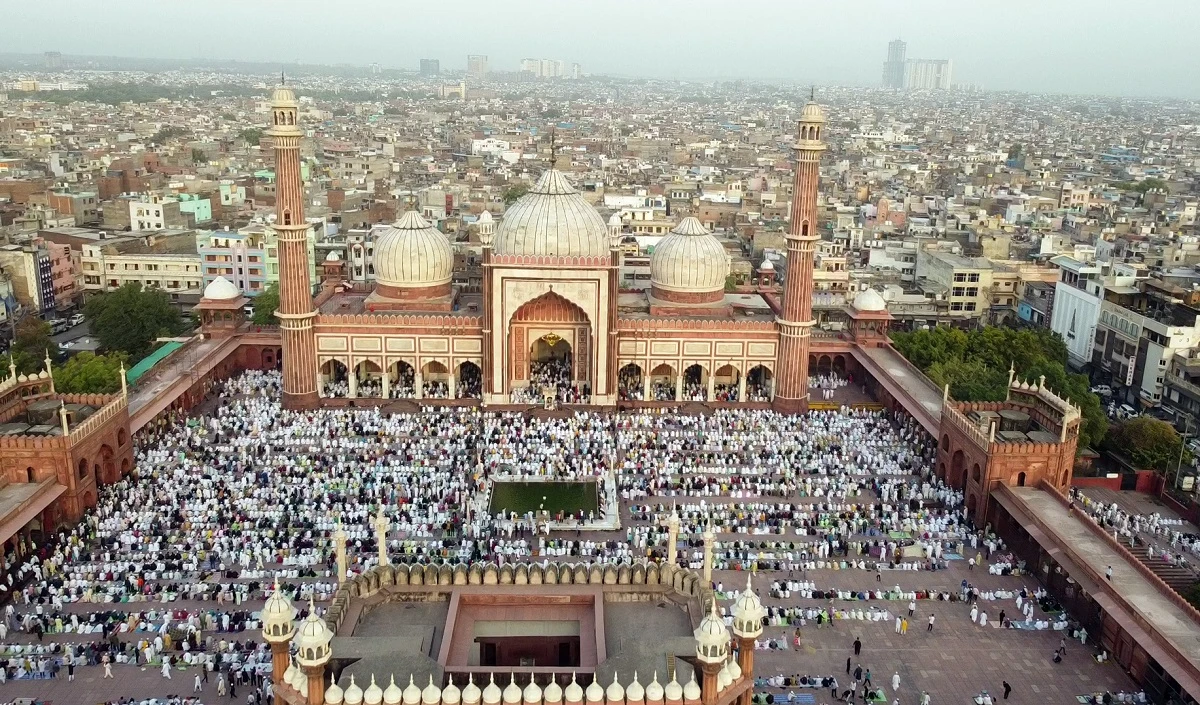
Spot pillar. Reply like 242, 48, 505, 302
271, 641, 290, 685
333, 526, 347, 583
374, 508, 389, 567
381, 368, 391, 399
642, 373, 651, 401
705, 373, 715, 402
666, 509, 680, 566
415, 371, 424, 400
303, 664, 327, 705
59, 403, 69, 436
268, 85, 319, 409
699, 663, 721, 705
737, 374, 747, 403
449, 373, 457, 399
675, 374, 683, 402
736, 638, 755, 705
348, 366, 358, 398
702, 524, 714, 585
773, 100, 826, 416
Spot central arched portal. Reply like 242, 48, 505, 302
509, 291, 591, 396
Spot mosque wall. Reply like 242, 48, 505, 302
314, 315, 485, 385
613, 319, 779, 384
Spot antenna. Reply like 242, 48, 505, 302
549, 127, 558, 166
810, 85, 815, 101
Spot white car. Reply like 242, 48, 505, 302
69, 313, 85, 327
1090, 385, 1112, 397
1118, 404, 1138, 419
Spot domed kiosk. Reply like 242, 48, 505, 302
194, 276, 250, 338
845, 287, 892, 347
365, 211, 456, 312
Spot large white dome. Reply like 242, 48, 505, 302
493, 169, 610, 258
203, 276, 240, 300
650, 217, 730, 294
374, 211, 453, 289
852, 288, 887, 312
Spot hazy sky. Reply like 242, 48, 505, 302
7, 0, 1200, 98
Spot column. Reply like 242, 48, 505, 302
700, 662, 722, 705
675, 373, 684, 402
666, 509, 680, 566
642, 373, 651, 402
374, 508, 389, 567
449, 373, 457, 399
736, 638, 755, 705
415, 371, 424, 400
706, 373, 715, 402
737, 374, 747, 403
303, 664, 327, 705
270, 641, 290, 685
701, 524, 715, 585
333, 525, 347, 583
347, 369, 358, 399
381, 367, 391, 399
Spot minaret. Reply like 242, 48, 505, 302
773, 98, 826, 415
267, 83, 319, 409
730, 575, 765, 705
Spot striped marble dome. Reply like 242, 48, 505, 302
374, 211, 453, 289
493, 169, 610, 258
650, 217, 730, 294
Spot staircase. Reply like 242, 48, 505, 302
1126, 544, 1198, 593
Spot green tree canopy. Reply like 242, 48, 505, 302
251, 283, 280, 325
53, 351, 127, 394
83, 283, 185, 362
503, 184, 529, 205
191, 148, 207, 164
1108, 416, 1184, 472
1, 318, 59, 376
239, 128, 264, 145
892, 326, 1107, 450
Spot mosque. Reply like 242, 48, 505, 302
198, 85, 892, 414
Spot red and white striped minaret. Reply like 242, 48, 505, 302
773, 99, 826, 415
267, 85, 319, 409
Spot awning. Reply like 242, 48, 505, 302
125, 341, 185, 385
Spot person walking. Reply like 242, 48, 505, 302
195, 672, 204, 692
927, 614, 935, 632
920, 691, 931, 705
892, 672, 901, 692
847, 657, 852, 674
970, 605, 978, 623
1002, 681, 1012, 700
66, 658, 75, 682
908, 600, 916, 617
901, 617, 909, 635
102, 653, 113, 679
895, 616, 902, 634
162, 660, 172, 679
853, 637, 862, 655
1105, 566, 1112, 581
217, 674, 227, 696
854, 665, 863, 682
864, 669, 873, 689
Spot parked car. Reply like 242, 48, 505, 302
49, 319, 71, 334
69, 313, 85, 327
1118, 404, 1138, 420
1090, 385, 1112, 397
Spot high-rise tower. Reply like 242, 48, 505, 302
883, 39, 907, 88
773, 100, 826, 415
267, 85, 319, 408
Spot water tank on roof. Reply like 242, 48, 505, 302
998, 410, 1031, 433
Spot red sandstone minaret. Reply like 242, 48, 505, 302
267, 84, 319, 408
773, 98, 826, 415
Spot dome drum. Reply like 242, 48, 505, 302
649, 286, 725, 306
366, 211, 456, 312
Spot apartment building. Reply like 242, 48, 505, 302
75, 230, 203, 307
0, 243, 54, 314
198, 230, 269, 296
916, 250, 992, 323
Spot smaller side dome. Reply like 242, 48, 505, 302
374, 211, 454, 294
463, 675, 482, 705
327, 679, 346, 705
644, 673, 664, 703
681, 673, 701, 703
649, 216, 730, 305
483, 675, 503, 705
203, 276, 240, 300
365, 675, 384, 705
564, 674, 584, 703
585, 678, 605, 703
325, 250, 341, 262
404, 675, 423, 705
852, 288, 887, 312
503, 676, 522, 704
384, 676, 403, 705
345, 675, 365, 705
663, 674, 682, 702
443, 680, 463, 705
544, 679, 564, 703
424, 676, 443, 704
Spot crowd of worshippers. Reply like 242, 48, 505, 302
617, 371, 775, 402
809, 373, 849, 401
1068, 487, 1199, 570
510, 357, 591, 404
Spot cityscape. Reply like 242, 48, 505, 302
0, 4, 1198, 705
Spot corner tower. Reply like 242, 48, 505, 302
267, 85, 319, 408
773, 99, 826, 415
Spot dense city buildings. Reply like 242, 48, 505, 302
0, 47, 1197, 705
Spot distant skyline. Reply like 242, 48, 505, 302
5, 0, 1200, 99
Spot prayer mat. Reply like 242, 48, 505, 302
944, 553, 964, 560
793, 694, 816, 704
866, 689, 889, 703
888, 531, 911, 539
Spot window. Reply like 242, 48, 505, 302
966, 303, 977, 312
953, 273, 967, 283
968, 273, 980, 283
952, 287, 965, 297
951, 302, 963, 311
966, 287, 978, 297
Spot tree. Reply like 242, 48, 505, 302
191, 148, 207, 164
892, 326, 1108, 450
53, 351, 127, 394
83, 283, 185, 362
252, 283, 280, 325
239, 128, 264, 145
2, 318, 58, 375
1108, 416, 1184, 472
149, 125, 188, 145
503, 184, 529, 205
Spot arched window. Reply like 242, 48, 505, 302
77, 458, 88, 480
801, 222, 809, 237
282, 210, 292, 226
26, 467, 34, 483
1017, 472, 1026, 487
